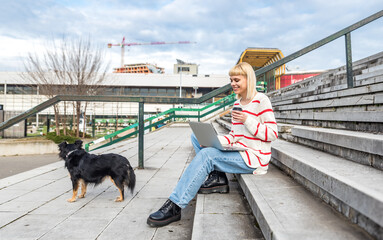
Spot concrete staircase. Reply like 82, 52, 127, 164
214, 52, 383, 240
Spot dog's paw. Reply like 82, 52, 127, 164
67, 198, 77, 203
78, 194, 85, 199
115, 197, 124, 202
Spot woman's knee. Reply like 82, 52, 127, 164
197, 147, 217, 164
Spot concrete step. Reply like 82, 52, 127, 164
271, 139, 383, 239
216, 116, 383, 238
216, 118, 231, 131
268, 52, 383, 103
192, 174, 264, 240
268, 53, 383, 134
236, 165, 372, 240
290, 125, 383, 170
190, 120, 265, 239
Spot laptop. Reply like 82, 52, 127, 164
189, 122, 248, 151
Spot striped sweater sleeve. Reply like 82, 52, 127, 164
243, 96, 278, 141
218, 128, 235, 145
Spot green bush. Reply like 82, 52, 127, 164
45, 129, 91, 144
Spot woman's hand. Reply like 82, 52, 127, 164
232, 111, 247, 123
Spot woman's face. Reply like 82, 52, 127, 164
230, 75, 247, 97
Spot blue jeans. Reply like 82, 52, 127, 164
169, 133, 255, 208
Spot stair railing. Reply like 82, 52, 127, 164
84, 93, 236, 152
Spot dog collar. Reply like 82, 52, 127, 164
66, 149, 78, 159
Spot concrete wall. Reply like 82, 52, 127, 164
0, 140, 58, 156
2, 111, 26, 138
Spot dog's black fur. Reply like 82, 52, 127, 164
58, 140, 136, 202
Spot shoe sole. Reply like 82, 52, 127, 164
198, 185, 229, 194
147, 214, 181, 227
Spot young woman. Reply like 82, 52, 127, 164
147, 62, 278, 227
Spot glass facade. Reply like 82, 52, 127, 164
6, 85, 38, 95
0, 84, 195, 98
100, 86, 188, 97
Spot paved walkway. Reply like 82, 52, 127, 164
0, 154, 60, 179
0, 123, 261, 240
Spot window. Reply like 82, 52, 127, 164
104, 87, 114, 95
23, 86, 38, 94
166, 88, 176, 96
149, 88, 157, 96
178, 67, 190, 73
131, 88, 139, 94
0, 85, 4, 94
140, 88, 149, 96
113, 87, 122, 95
176, 89, 186, 97
5, 84, 38, 94
157, 88, 166, 96
6, 85, 22, 94
124, 87, 131, 95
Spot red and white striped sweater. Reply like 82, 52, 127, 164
218, 93, 278, 174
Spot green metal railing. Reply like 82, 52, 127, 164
0, 85, 233, 169
85, 93, 236, 152
254, 10, 383, 90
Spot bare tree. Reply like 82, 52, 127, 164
64, 37, 108, 137
22, 40, 67, 135
22, 36, 109, 137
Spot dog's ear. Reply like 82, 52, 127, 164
74, 140, 83, 149
58, 141, 67, 150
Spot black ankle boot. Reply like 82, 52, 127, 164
147, 199, 181, 227
198, 170, 229, 194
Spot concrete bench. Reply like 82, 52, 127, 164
236, 165, 373, 240
215, 119, 383, 239
271, 139, 383, 239
277, 123, 383, 170
290, 125, 383, 170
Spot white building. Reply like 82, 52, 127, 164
173, 59, 198, 75
0, 72, 230, 123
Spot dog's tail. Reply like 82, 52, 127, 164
125, 165, 136, 194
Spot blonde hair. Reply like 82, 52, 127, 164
229, 62, 257, 100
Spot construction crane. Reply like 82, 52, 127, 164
108, 37, 196, 67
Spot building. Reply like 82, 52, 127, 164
237, 48, 285, 91
280, 70, 325, 88
113, 63, 165, 74
237, 48, 326, 91
173, 59, 198, 75
0, 72, 231, 128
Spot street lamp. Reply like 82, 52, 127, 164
179, 66, 182, 98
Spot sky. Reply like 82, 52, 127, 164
0, 0, 382, 74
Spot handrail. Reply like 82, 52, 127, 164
256, 10, 383, 90
255, 10, 383, 77
85, 93, 236, 152
0, 84, 232, 132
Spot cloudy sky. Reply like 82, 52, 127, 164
0, 0, 382, 74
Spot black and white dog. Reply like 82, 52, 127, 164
58, 140, 136, 202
